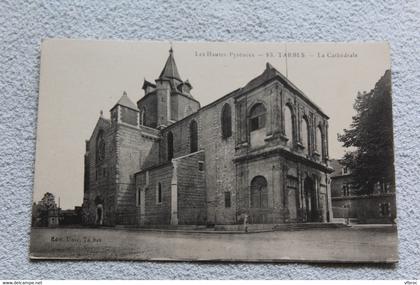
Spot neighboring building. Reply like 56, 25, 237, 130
32, 194, 60, 227
59, 206, 83, 226
47, 208, 60, 227
330, 159, 396, 224
83, 48, 333, 227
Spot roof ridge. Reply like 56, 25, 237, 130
113, 91, 138, 111
159, 48, 182, 81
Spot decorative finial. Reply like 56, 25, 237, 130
123, 90, 127, 96
169, 42, 173, 54
100, 110, 103, 117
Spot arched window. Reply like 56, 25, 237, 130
316, 125, 323, 157
221, 103, 232, 138
284, 105, 294, 147
250, 176, 268, 208
301, 117, 310, 155
96, 130, 105, 163
249, 103, 266, 132
157, 183, 162, 204
167, 131, 174, 161
189, 120, 198, 153
139, 107, 146, 126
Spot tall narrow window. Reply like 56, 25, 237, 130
379, 203, 390, 216
342, 185, 350, 196
167, 131, 174, 161
284, 105, 294, 147
224, 192, 231, 208
139, 107, 146, 126
157, 183, 162, 204
96, 130, 105, 163
250, 176, 268, 208
301, 117, 309, 154
316, 125, 323, 157
190, 120, 198, 153
136, 188, 141, 207
221, 103, 232, 138
249, 103, 266, 132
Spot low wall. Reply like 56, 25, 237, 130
332, 193, 396, 224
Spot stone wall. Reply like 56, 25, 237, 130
160, 93, 238, 224
170, 93, 200, 121
115, 123, 160, 225
175, 151, 207, 225
235, 155, 283, 224
136, 163, 173, 225
331, 175, 357, 197
84, 117, 117, 226
137, 92, 158, 128
332, 194, 396, 223
331, 173, 396, 223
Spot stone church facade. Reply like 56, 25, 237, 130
82, 48, 334, 227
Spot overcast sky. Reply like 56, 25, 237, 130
33, 39, 390, 209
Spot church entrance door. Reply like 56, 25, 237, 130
96, 204, 103, 225
304, 177, 318, 222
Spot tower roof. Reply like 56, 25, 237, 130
158, 47, 182, 81
112, 91, 138, 111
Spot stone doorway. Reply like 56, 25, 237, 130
287, 189, 298, 221
96, 204, 103, 225
304, 177, 318, 222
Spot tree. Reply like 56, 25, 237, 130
39, 192, 57, 209
338, 70, 395, 194
34, 192, 57, 226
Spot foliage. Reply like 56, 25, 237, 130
338, 70, 395, 194
32, 192, 57, 227
38, 192, 57, 210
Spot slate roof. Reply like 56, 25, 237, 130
142, 79, 156, 90
159, 47, 182, 81
113, 91, 138, 111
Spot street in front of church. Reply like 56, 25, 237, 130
30, 225, 398, 262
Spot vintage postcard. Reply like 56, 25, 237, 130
30, 39, 398, 262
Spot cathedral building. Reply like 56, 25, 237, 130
83, 48, 334, 227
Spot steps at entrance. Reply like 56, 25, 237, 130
273, 222, 349, 231
117, 223, 349, 232
129, 224, 209, 231
214, 223, 349, 232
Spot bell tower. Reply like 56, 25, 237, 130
137, 47, 201, 129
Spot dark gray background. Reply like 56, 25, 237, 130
0, 0, 418, 279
